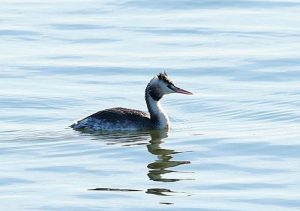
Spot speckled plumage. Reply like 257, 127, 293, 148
71, 107, 153, 131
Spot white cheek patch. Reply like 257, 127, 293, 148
149, 77, 175, 95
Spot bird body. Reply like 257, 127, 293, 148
71, 72, 192, 131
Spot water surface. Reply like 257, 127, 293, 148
1, 0, 300, 210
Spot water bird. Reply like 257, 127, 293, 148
71, 72, 192, 131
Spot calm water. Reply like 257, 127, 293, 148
1, 0, 300, 210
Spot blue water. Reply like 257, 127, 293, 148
1, 0, 300, 210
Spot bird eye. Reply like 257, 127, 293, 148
167, 84, 174, 90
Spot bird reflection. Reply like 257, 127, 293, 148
147, 130, 191, 182
79, 129, 192, 197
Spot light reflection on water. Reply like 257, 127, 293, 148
88, 130, 192, 194
1, 0, 300, 210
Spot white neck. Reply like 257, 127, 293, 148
145, 91, 169, 130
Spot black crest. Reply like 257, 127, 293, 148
157, 72, 173, 85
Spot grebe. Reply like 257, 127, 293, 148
71, 72, 192, 131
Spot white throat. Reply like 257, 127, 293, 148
146, 95, 169, 129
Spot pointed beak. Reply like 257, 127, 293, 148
172, 85, 193, 95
